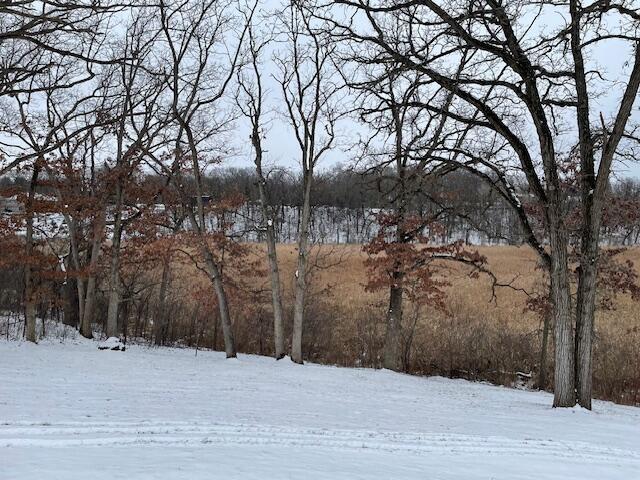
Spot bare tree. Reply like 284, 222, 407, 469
0, 0, 121, 176
155, 0, 255, 358
1, 7, 125, 336
3, 48, 115, 340
275, 3, 341, 364
349, 60, 461, 370
323, 0, 640, 407
236, 21, 286, 359
103, 11, 169, 339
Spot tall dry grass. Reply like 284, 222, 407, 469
148, 244, 640, 405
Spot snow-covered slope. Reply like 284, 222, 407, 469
1, 341, 638, 479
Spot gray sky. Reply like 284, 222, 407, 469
228, 1, 640, 180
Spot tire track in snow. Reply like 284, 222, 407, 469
0, 421, 638, 464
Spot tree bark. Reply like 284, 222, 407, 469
383, 279, 404, 371
382, 73, 409, 373
62, 275, 79, 328
291, 173, 312, 364
82, 272, 98, 339
256, 178, 286, 359
576, 258, 597, 409
549, 223, 575, 407
203, 249, 236, 358
105, 183, 124, 338
537, 312, 551, 391
264, 204, 286, 359
80, 212, 104, 339
23, 162, 40, 343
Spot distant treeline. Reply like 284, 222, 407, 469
3, 166, 640, 245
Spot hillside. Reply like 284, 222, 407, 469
1, 340, 638, 479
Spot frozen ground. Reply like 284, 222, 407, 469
1, 339, 638, 479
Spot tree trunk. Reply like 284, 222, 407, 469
383, 277, 404, 371
24, 162, 40, 343
62, 276, 79, 328
257, 178, 286, 359
77, 277, 86, 332
105, 282, 120, 338
537, 312, 551, 390
82, 274, 97, 339
576, 261, 597, 409
105, 184, 124, 338
80, 212, 104, 339
203, 250, 236, 358
154, 256, 171, 346
575, 197, 602, 409
291, 174, 312, 364
549, 224, 575, 407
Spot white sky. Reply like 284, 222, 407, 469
2, 0, 640, 180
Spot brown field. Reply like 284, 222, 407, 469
157, 244, 640, 405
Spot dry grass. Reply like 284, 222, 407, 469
156, 244, 640, 405
262, 244, 639, 336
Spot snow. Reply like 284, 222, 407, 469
97, 336, 124, 351
0, 341, 638, 479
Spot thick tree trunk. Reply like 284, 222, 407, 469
549, 224, 575, 407
63, 217, 87, 333
575, 195, 603, 409
383, 277, 404, 371
62, 276, 79, 328
291, 175, 312, 364
82, 274, 97, 339
576, 259, 597, 409
105, 283, 120, 338
105, 185, 124, 338
383, 170, 406, 372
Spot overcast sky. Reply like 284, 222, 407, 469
227, 1, 640, 180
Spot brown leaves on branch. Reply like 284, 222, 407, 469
364, 212, 487, 311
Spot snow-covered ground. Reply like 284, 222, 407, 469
1, 340, 638, 479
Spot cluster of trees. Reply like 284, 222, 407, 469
2, 0, 640, 410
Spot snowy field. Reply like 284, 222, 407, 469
1, 340, 639, 479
